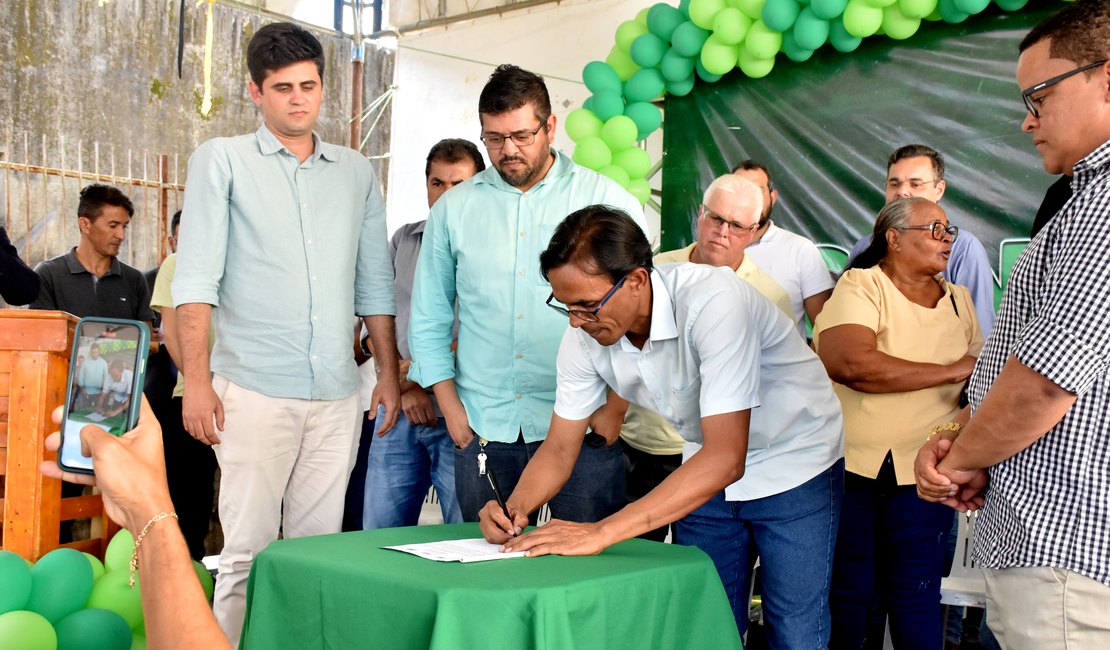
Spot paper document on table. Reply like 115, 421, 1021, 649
85, 412, 109, 422
384, 538, 527, 563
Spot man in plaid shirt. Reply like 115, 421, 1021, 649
916, 0, 1110, 645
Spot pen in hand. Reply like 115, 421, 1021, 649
486, 468, 516, 535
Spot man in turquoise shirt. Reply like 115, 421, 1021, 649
408, 64, 646, 522
171, 23, 399, 645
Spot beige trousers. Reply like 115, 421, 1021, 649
210, 375, 361, 647
985, 565, 1110, 650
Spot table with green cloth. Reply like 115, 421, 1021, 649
240, 523, 741, 650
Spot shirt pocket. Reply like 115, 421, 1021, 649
669, 382, 702, 439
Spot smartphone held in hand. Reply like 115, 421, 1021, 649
57, 317, 150, 474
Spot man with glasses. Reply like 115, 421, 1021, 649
479, 205, 845, 646
916, 0, 1110, 644
847, 144, 996, 337
616, 174, 794, 542
733, 160, 835, 338
408, 64, 644, 523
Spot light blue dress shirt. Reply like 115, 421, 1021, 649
172, 124, 395, 400
408, 148, 645, 443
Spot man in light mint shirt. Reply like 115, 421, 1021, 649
408, 64, 645, 522
170, 23, 399, 646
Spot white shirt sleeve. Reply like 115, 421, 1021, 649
553, 327, 609, 421
689, 286, 763, 417
796, 241, 835, 300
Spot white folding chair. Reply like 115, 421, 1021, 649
940, 510, 987, 639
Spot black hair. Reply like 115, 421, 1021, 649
170, 210, 182, 235
78, 184, 134, 221
539, 205, 653, 284
478, 64, 552, 124
730, 159, 777, 194
247, 22, 325, 88
425, 139, 486, 178
888, 144, 945, 181
849, 197, 930, 270
1020, 0, 1110, 65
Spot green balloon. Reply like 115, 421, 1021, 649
671, 21, 711, 57
104, 530, 134, 574
744, 20, 783, 59
637, 6, 651, 25
572, 137, 613, 171
598, 164, 632, 188
616, 20, 650, 53
738, 48, 776, 78
762, 0, 802, 32
782, 32, 815, 62
689, 0, 728, 29
843, 0, 883, 37
661, 48, 696, 82
26, 548, 93, 623
624, 68, 667, 103
700, 34, 739, 75
590, 90, 625, 122
565, 108, 604, 142
810, 0, 849, 19
695, 57, 725, 82
582, 61, 622, 95
192, 561, 214, 602
606, 46, 640, 82
993, 0, 1028, 10
630, 33, 668, 68
680, 0, 693, 16
614, 147, 652, 179
882, 4, 920, 39
953, 0, 990, 13
87, 571, 144, 629
624, 102, 664, 139
0, 551, 32, 614
627, 178, 652, 205
0, 610, 57, 650
712, 8, 752, 45
131, 630, 146, 650
863, 0, 898, 7
647, 3, 687, 40
668, 75, 697, 96
601, 115, 639, 152
734, 0, 769, 20
793, 7, 830, 49
829, 18, 863, 51
82, 553, 106, 584
937, 0, 969, 22
55, 608, 131, 650
898, 0, 937, 18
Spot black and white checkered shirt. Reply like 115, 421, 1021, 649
969, 139, 1110, 586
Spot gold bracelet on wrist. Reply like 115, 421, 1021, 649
130, 511, 178, 588
927, 421, 964, 442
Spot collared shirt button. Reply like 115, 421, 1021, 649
517, 313, 524, 319
515, 393, 522, 400
518, 270, 525, 277
520, 231, 526, 237
515, 353, 523, 359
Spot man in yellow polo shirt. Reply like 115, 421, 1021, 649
618, 174, 794, 541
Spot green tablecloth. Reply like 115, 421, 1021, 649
241, 523, 741, 650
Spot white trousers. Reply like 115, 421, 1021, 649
210, 375, 361, 647
985, 565, 1110, 650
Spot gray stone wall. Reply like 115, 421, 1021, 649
0, 0, 394, 270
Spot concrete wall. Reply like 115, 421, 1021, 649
0, 0, 394, 271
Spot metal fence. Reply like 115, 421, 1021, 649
1, 128, 186, 274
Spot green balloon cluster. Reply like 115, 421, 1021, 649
0, 532, 214, 650
573, 0, 1034, 204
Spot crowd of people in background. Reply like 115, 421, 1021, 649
5, 0, 1110, 648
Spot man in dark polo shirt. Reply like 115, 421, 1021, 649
31, 184, 154, 325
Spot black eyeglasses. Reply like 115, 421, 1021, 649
1022, 59, 1107, 118
886, 178, 940, 191
699, 205, 759, 237
897, 221, 958, 242
480, 124, 545, 149
546, 275, 627, 322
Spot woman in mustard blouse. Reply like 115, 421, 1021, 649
814, 197, 983, 649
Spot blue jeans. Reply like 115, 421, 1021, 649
675, 458, 844, 649
829, 471, 954, 650
453, 432, 626, 523
362, 411, 462, 529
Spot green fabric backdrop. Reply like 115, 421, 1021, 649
660, 2, 1065, 266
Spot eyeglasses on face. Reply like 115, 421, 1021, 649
1022, 59, 1107, 118
699, 205, 759, 237
897, 221, 959, 242
480, 123, 546, 149
546, 275, 628, 322
886, 178, 939, 191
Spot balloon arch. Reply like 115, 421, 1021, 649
566, 0, 1047, 205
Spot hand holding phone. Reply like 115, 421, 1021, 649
58, 317, 150, 474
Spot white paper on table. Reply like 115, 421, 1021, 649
384, 538, 527, 563
85, 412, 109, 422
